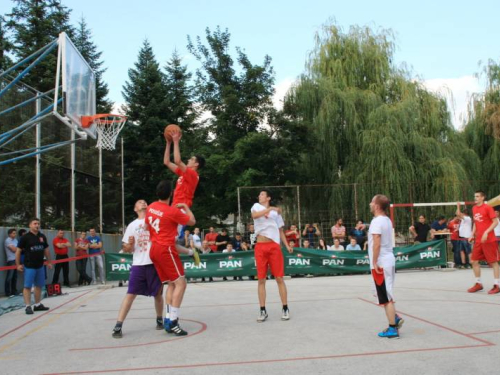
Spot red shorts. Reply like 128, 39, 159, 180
254, 242, 284, 279
149, 243, 184, 283
471, 241, 500, 264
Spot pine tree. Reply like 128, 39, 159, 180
73, 16, 112, 113
121, 40, 169, 217
0, 16, 13, 71
6, 0, 73, 92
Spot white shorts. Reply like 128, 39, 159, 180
371, 266, 395, 305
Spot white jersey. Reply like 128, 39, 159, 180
368, 215, 395, 269
122, 218, 152, 266
251, 203, 284, 245
459, 215, 472, 238
495, 219, 500, 237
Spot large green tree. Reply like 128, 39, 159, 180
6, 0, 73, 92
0, 16, 13, 71
285, 23, 479, 220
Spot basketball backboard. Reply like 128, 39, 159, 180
53, 32, 97, 139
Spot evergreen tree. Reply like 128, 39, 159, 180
73, 16, 112, 113
121, 40, 169, 218
0, 16, 13, 71
6, 0, 73, 92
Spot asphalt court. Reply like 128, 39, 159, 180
1, 268, 500, 375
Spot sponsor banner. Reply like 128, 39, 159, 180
104, 240, 446, 280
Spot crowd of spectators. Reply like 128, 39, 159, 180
3, 222, 105, 297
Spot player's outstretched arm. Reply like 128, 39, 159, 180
172, 131, 187, 172
164, 140, 177, 173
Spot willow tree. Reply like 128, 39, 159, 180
462, 59, 500, 197
285, 23, 478, 219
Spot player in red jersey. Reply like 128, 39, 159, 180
146, 180, 196, 336
163, 129, 204, 263
467, 191, 500, 294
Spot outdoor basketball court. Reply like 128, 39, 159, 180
1, 269, 500, 374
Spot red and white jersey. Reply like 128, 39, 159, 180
145, 201, 190, 246
172, 167, 199, 207
473, 204, 497, 243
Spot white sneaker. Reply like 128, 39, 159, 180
257, 310, 268, 323
281, 309, 290, 321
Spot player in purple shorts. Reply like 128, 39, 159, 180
112, 200, 163, 338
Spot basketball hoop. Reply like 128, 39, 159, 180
81, 114, 127, 150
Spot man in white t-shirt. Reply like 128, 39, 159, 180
112, 200, 163, 338
456, 204, 473, 268
192, 228, 202, 250
368, 194, 403, 339
494, 210, 500, 243
251, 189, 293, 322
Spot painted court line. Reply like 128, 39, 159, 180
0, 290, 93, 340
69, 319, 207, 351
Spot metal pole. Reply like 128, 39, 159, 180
70, 129, 75, 232
297, 185, 301, 244
35, 93, 41, 218
121, 137, 125, 233
237, 187, 241, 233
99, 146, 103, 234
354, 183, 358, 220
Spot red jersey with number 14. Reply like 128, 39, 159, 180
172, 167, 199, 207
473, 203, 497, 243
145, 201, 190, 246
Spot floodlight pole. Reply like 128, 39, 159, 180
99, 146, 103, 234
121, 137, 125, 233
70, 129, 75, 232
237, 187, 241, 231
297, 185, 301, 239
35, 93, 41, 219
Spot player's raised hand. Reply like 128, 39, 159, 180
171, 130, 182, 142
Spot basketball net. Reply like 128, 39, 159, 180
93, 115, 127, 151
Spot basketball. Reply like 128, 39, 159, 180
164, 124, 181, 141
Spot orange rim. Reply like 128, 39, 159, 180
81, 114, 127, 128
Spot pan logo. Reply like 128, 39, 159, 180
395, 254, 409, 261
420, 250, 440, 259
289, 257, 310, 266
111, 263, 132, 272
356, 259, 369, 265
184, 262, 207, 269
322, 258, 345, 266
219, 260, 242, 268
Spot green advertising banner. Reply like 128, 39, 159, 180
105, 240, 447, 281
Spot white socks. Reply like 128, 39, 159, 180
476, 278, 482, 284
495, 279, 499, 285
170, 306, 179, 321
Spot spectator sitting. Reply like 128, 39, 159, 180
317, 238, 327, 250
285, 225, 300, 245
192, 228, 202, 250
430, 216, 448, 240
289, 240, 298, 249
302, 223, 321, 247
241, 241, 250, 251
245, 224, 257, 249
302, 239, 313, 249
349, 220, 366, 248
216, 229, 231, 253
4, 228, 18, 297
409, 215, 431, 243
331, 218, 347, 245
222, 244, 241, 281
328, 238, 344, 251
204, 226, 218, 253
183, 229, 195, 250
232, 232, 243, 251
345, 238, 362, 251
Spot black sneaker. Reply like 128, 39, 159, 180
156, 318, 163, 330
112, 326, 123, 338
33, 303, 49, 311
169, 320, 187, 336
25, 306, 33, 315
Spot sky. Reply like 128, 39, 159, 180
1, 0, 499, 128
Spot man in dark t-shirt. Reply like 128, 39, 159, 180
16, 218, 52, 315
216, 229, 231, 252
431, 216, 448, 240
409, 215, 431, 243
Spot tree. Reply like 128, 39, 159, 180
6, 0, 73, 92
121, 40, 170, 219
0, 16, 13, 71
285, 23, 479, 219
73, 16, 112, 113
